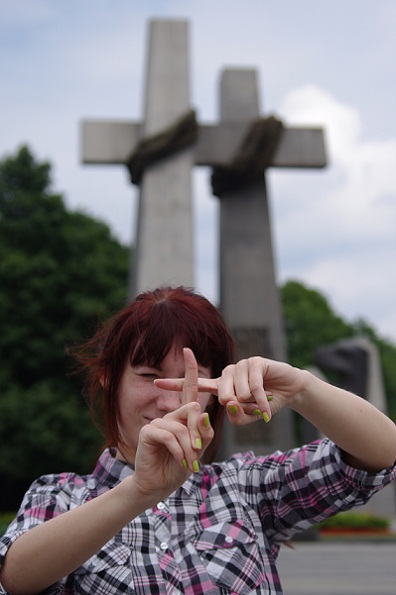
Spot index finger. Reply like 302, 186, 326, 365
182, 347, 199, 404
155, 375, 218, 394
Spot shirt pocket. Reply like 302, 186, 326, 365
73, 542, 133, 594
191, 519, 266, 594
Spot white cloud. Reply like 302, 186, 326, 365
271, 84, 396, 339
302, 249, 396, 340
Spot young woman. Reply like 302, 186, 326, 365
1, 286, 395, 594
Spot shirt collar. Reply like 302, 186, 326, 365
93, 448, 202, 496
93, 448, 134, 488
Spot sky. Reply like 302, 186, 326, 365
2, 1, 396, 343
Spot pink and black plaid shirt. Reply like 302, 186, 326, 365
1, 438, 395, 594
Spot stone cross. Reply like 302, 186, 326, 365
81, 18, 327, 454
83, 20, 195, 295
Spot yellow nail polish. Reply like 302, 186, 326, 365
228, 405, 238, 415
195, 437, 202, 449
252, 409, 261, 416
262, 412, 270, 423
267, 394, 273, 402
193, 460, 200, 472
182, 458, 188, 469
203, 412, 210, 428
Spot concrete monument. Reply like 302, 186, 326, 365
315, 336, 396, 516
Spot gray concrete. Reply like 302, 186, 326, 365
278, 542, 396, 594
215, 69, 295, 456
81, 121, 326, 169
195, 124, 326, 168
130, 19, 195, 295
313, 337, 396, 518
217, 69, 287, 361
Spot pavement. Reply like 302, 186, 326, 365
277, 541, 396, 594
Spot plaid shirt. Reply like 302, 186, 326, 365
1, 438, 395, 594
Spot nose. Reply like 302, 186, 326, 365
156, 389, 182, 413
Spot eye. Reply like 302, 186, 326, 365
132, 366, 159, 380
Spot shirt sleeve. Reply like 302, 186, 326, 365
0, 473, 93, 595
0, 581, 64, 595
0, 472, 78, 591
249, 438, 396, 542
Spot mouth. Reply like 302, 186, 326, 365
143, 415, 163, 424
143, 414, 165, 425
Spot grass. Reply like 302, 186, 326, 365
0, 512, 16, 537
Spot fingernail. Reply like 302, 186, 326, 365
182, 458, 188, 469
262, 412, 270, 423
252, 409, 261, 416
195, 437, 202, 449
203, 412, 210, 428
267, 394, 273, 402
228, 405, 239, 415
193, 460, 200, 472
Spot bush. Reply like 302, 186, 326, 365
317, 511, 390, 531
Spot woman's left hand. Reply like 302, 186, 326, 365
214, 357, 285, 425
155, 355, 303, 426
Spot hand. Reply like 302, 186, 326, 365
132, 348, 214, 503
216, 357, 304, 424
155, 356, 305, 426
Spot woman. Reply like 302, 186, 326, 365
1, 286, 395, 595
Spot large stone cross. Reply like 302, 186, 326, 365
81, 18, 326, 453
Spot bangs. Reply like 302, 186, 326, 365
129, 296, 213, 370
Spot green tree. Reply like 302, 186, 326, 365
0, 146, 130, 508
281, 280, 354, 369
281, 280, 396, 421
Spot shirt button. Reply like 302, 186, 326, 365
225, 535, 233, 544
160, 541, 168, 551
157, 501, 166, 510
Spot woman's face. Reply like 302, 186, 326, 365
116, 343, 212, 463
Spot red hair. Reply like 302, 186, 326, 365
74, 286, 235, 462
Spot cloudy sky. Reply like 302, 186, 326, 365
2, 1, 396, 342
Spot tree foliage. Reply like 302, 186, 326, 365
281, 280, 354, 370
0, 146, 130, 508
281, 280, 396, 421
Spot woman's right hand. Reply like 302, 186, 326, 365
132, 348, 214, 504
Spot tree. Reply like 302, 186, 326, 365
281, 280, 355, 370
0, 146, 130, 508
281, 280, 396, 421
